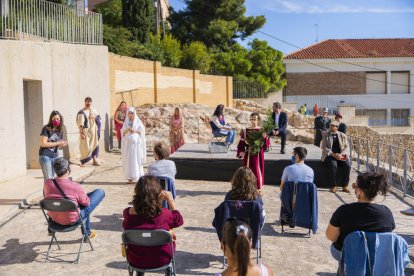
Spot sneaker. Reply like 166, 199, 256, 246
342, 187, 351, 193
84, 230, 97, 241
330, 187, 337, 193
280, 148, 286, 154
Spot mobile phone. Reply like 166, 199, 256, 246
160, 179, 166, 190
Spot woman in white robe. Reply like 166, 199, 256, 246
121, 107, 146, 183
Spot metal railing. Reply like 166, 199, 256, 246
349, 135, 414, 196
0, 0, 102, 45
233, 78, 266, 99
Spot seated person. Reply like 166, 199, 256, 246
123, 176, 184, 271
325, 172, 395, 262
270, 102, 288, 154
321, 120, 351, 193
43, 157, 105, 239
335, 113, 347, 134
211, 104, 236, 147
280, 146, 314, 191
216, 219, 273, 276
147, 142, 177, 181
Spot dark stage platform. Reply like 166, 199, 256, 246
170, 143, 332, 187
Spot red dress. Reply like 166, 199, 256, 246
236, 128, 270, 190
123, 208, 184, 268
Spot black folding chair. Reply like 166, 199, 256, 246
122, 229, 176, 276
39, 198, 93, 264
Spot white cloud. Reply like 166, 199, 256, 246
261, 0, 414, 14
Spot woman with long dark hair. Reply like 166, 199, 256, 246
211, 104, 236, 148
39, 111, 68, 182
217, 219, 273, 276
123, 176, 184, 272
326, 172, 395, 261
225, 167, 262, 206
169, 107, 185, 154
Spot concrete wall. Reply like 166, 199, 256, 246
0, 40, 109, 183
109, 53, 232, 116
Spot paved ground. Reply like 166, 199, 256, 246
0, 151, 413, 275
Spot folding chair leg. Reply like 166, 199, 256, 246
74, 235, 85, 264
259, 237, 262, 258
52, 234, 61, 250
281, 224, 284, 233
256, 247, 259, 264
222, 255, 227, 269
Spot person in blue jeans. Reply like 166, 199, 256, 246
39, 111, 68, 182
43, 158, 105, 239
211, 104, 236, 147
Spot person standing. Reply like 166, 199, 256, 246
313, 104, 319, 116
314, 107, 331, 147
237, 113, 270, 191
114, 101, 128, 149
321, 121, 351, 193
77, 97, 101, 166
211, 104, 236, 148
335, 114, 347, 134
169, 107, 185, 154
39, 111, 68, 182
121, 107, 146, 183
270, 102, 288, 154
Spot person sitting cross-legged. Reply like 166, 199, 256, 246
43, 157, 105, 239
280, 146, 314, 191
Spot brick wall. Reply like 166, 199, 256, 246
286, 72, 366, 95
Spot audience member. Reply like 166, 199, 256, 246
314, 107, 331, 147
43, 157, 105, 239
335, 114, 347, 134
39, 111, 68, 182
170, 107, 185, 154
77, 97, 101, 166
147, 142, 177, 181
321, 121, 351, 193
216, 219, 273, 276
325, 172, 395, 261
270, 102, 288, 154
237, 113, 270, 191
123, 176, 184, 273
122, 107, 146, 183
313, 104, 319, 116
280, 146, 314, 191
114, 101, 128, 149
300, 104, 307, 115
211, 104, 236, 148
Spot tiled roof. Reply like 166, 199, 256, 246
284, 39, 414, 59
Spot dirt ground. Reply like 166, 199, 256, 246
0, 151, 413, 275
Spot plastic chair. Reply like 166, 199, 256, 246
122, 229, 176, 276
39, 198, 93, 264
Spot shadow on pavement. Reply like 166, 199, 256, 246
92, 213, 123, 232
81, 181, 128, 186
184, 226, 216, 233
175, 251, 221, 275
176, 189, 227, 197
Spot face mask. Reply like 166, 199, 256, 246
52, 120, 61, 127
291, 156, 296, 164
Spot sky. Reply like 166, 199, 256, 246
168, 0, 414, 55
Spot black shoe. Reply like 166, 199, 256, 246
281, 148, 286, 154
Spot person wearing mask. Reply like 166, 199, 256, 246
216, 219, 273, 276
321, 121, 351, 193
280, 146, 314, 191
314, 107, 331, 147
39, 111, 68, 182
335, 114, 347, 134
270, 102, 288, 154
326, 172, 395, 261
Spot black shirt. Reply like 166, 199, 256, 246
330, 202, 395, 250
39, 126, 63, 158
331, 133, 341, 153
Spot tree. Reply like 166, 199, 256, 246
151, 34, 183, 68
180, 42, 211, 73
210, 43, 251, 76
169, 0, 265, 50
122, 0, 154, 43
94, 0, 122, 27
102, 25, 139, 56
246, 39, 286, 92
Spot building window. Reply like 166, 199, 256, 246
391, 71, 409, 94
391, 109, 410, 126
366, 72, 386, 94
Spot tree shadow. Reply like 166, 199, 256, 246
175, 251, 221, 275
176, 189, 227, 198
92, 213, 123, 232
184, 226, 216, 234
81, 181, 128, 186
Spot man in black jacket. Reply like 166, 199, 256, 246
271, 102, 288, 154
314, 107, 331, 147
335, 114, 347, 134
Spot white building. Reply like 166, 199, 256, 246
283, 39, 414, 126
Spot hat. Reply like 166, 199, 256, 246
322, 107, 328, 112
330, 120, 340, 126
335, 113, 343, 118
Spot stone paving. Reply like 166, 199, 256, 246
0, 151, 413, 275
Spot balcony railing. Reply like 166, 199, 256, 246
0, 0, 102, 45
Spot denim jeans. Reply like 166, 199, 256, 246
226, 130, 236, 145
330, 244, 341, 261
39, 155, 57, 182
80, 189, 105, 236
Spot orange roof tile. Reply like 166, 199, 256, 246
284, 39, 414, 59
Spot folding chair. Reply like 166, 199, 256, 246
213, 200, 264, 267
156, 176, 176, 209
122, 229, 176, 276
39, 198, 93, 264
209, 121, 227, 143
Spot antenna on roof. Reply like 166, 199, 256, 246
314, 23, 319, 43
